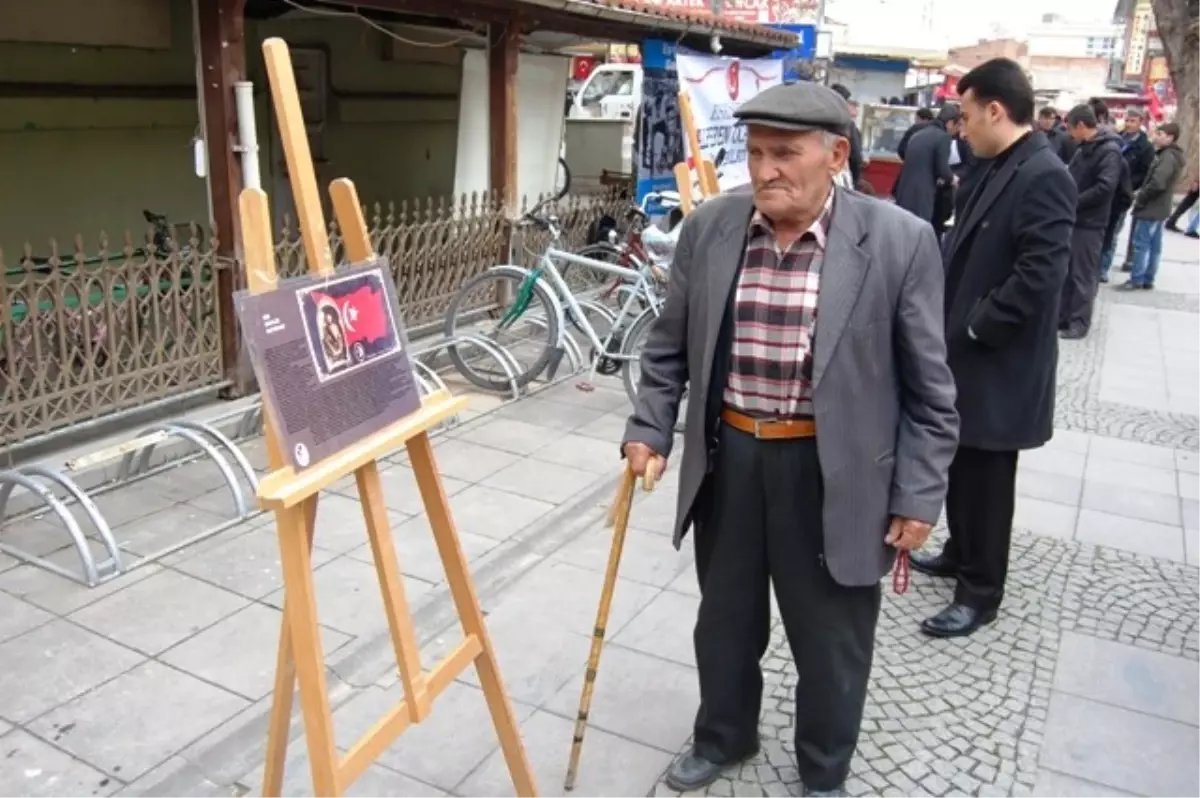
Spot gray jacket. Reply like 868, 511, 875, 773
1133, 143, 1185, 221
623, 186, 960, 587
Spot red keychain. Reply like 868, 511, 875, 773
893, 550, 911, 594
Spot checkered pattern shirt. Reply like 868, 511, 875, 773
723, 190, 834, 418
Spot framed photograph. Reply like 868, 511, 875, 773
296, 267, 401, 382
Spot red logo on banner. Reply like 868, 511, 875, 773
311, 285, 388, 348
685, 60, 773, 101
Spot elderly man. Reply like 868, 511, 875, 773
622, 82, 960, 795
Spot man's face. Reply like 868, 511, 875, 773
1069, 122, 1090, 142
1153, 127, 1173, 148
946, 118, 961, 136
1124, 114, 1142, 134
958, 89, 1006, 158
1037, 114, 1055, 131
747, 125, 847, 223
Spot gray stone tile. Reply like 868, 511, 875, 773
368, 681, 536, 791
28, 660, 248, 781
1080, 481, 1182, 525
665, 568, 700, 598
0, 589, 54, 644
109, 503, 231, 558
1180, 471, 1200, 501
1084, 456, 1179, 496
1075, 509, 1185, 562
91, 485, 180, 528
345, 513, 500, 585
1045, 429, 1092, 455
453, 418, 566, 455
1184, 498, 1199, 531
187, 485, 261, 519
1088, 437, 1178, 470
574, 412, 632, 444
1015, 467, 1082, 506
1053, 631, 1199, 725
240, 750, 446, 798
1018, 448, 1086, 479
1031, 769, 1135, 797
545, 644, 697, 751
69, 570, 250, 656
331, 466, 468, 518
458, 709, 671, 797
1012, 497, 1077, 540
160, 603, 352, 700
459, 612, 592, 706
0, 516, 80, 558
0, 558, 165, 615
141, 461, 234, 503
612, 590, 699, 667
0, 619, 145, 722
1176, 449, 1199, 474
441, 484, 556, 542
1040, 692, 1199, 797
482, 559, 661, 642
305, 492, 412, 555
423, 437, 523, 482
0, 551, 17, 574
529, 432, 626, 475
481, 458, 600, 504
170, 524, 338, 600
263, 556, 433, 639
115, 755, 231, 797
553, 524, 692, 588
0, 728, 117, 797
495, 396, 607, 432
534, 380, 630, 412
628, 491, 680, 537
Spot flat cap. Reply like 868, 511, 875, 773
734, 81, 853, 136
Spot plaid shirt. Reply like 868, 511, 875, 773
723, 190, 834, 418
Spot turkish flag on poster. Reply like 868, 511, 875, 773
311, 284, 388, 345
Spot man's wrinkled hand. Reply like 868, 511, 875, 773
885, 516, 932, 551
623, 441, 667, 482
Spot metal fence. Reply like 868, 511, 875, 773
1, 188, 629, 448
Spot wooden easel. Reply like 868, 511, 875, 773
245, 37, 537, 797
672, 90, 720, 217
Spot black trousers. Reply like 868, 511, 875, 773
941, 446, 1019, 610
1059, 226, 1104, 334
1168, 190, 1199, 227
691, 423, 881, 790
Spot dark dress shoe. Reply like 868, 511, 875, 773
664, 749, 733, 791
920, 603, 998, 638
908, 551, 958, 578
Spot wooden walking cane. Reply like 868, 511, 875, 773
563, 460, 660, 791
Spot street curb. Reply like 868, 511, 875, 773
143, 466, 626, 797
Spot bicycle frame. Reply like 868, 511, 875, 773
538, 246, 661, 371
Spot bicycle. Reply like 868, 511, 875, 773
443, 197, 667, 405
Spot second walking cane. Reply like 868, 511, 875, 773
563, 461, 659, 791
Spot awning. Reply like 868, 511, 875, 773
515, 0, 798, 53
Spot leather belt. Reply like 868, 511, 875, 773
720, 407, 815, 440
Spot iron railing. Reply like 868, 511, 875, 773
1, 187, 630, 447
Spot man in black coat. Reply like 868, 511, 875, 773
1037, 106, 1072, 163
830, 83, 864, 185
893, 104, 960, 234
911, 58, 1076, 638
1060, 104, 1122, 339
898, 107, 935, 160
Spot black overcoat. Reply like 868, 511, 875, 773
893, 123, 953, 225
942, 132, 1077, 451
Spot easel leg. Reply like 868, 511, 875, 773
276, 498, 340, 796
407, 432, 538, 797
262, 495, 319, 797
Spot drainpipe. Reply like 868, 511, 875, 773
233, 81, 261, 191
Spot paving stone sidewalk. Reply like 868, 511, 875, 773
0, 229, 1197, 798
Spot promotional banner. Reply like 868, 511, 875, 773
634, 41, 787, 203
677, 52, 784, 190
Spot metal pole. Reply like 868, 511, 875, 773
235, 81, 262, 191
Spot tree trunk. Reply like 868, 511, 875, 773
1151, 0, 1199, 184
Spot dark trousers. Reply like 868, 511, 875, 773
941, 446, 1019, 610
1059, 226, 1105, 334
691, 423, 880, 790
1168, 190, 1199, 227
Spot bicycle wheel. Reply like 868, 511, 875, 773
554, 156, 572, 200
620, 308, 688, 432
444, 265, 561, 393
